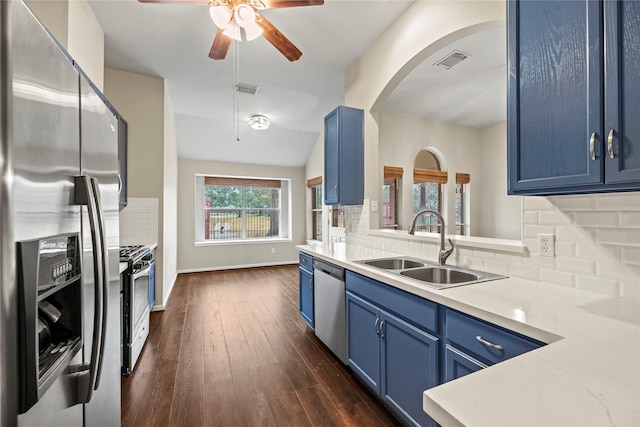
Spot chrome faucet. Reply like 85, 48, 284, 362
408, 209, 455, 265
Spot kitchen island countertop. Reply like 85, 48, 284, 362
297, 242, 640, 427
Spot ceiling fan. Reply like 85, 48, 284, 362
138, 0, 324, 61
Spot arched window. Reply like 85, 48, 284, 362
413, 149, 447, 233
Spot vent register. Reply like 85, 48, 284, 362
434, 50, 469, 70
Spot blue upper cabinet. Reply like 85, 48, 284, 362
507, 0, 640, 195
324, 105, 364, 205
604, 0, 640, 184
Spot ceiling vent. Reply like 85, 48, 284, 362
235, 83, 259, 95
433, 50, 469, 70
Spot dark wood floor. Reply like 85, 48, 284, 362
121, 265, 403, 427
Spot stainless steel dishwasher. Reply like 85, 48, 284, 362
313, 259, 348, 364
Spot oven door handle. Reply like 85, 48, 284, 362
74, 176, 104, 404
132, 265, 151, 280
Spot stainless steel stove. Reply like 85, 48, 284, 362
119, 245, 154, 376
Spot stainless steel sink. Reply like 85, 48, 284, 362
354, 256, 506, 289
400, 267, 481, 284
363, 258, 425, 270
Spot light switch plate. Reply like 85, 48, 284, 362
371, 200, 378, 213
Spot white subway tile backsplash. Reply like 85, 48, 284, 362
556, 225, 596, 243
524, 224, 555, 238
538, 211, 572, 226
620, 212, 640, 228
621, 247, 640, 265
524, 196, 555, 211
552, 195, 594, 211
596, 228, 640, 247
555, 241, 576, 257
575, 242, 619, 261
523, 211, 538, 225
594, 193, 640, 211
539, 269, 574, 288
596, 260, 640, 282
509, 264, 540, 281
574, 211, 619, 228
556, 257, 595, 275
575, 275, 620, 297
119, 198, 158, 245
620, 280, 640, 299
483, 260, 510, 276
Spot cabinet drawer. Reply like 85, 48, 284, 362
346, 271, 437, 334
299, 252, 313, 272
446, 308, 542, 366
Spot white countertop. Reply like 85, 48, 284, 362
297, 242, 640, 427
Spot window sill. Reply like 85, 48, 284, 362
195, 238, 293, 247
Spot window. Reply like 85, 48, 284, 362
197, 176, 290, 242
455, 173, 470, 235
383, 166, 403, 229
413, 168, 447, 233
308, 177, 322, 241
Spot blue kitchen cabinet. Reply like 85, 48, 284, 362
346, 271, 439, 427
381, 311, 439, 427
444, 308, 543, 381
507, 0, 640, 195
324, 105, 364, 205
299, 253, 314, 328
346, 292, 381, 393
444, 345, 486, 382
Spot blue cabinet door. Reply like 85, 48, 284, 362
444, 345, 486, 382
324, 107, 340, 205
299, 267, 314, 328
380, 311, 439, 427
346, 292, 381, 394
323, 106, 364, 205
604, 0, 640, 184
508, 0, 604, 194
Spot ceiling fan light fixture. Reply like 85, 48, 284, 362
234, 4, 256, 27
222, 20, 242, 41
248, 114, 270, 130
243, 21, 264, 41
209, 5, 231, 29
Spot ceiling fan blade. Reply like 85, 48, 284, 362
138, 0, 211, 4
256, 15, 302, 61
209, 29, 232, 60
262, 0, 324, 8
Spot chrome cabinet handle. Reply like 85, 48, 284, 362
476, 335, 503, 350
334, 185, 338, 194
375, 317, 380, 335
380, 320, 385, 339
117, 174, 123, 195
607, 129, 615, 159
589, 132, 596, 161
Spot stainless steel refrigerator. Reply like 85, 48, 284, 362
1, 1, 121, 426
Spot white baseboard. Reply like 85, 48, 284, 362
177, 260, 298, 274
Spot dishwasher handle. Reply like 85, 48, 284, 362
313, 259, 345, 281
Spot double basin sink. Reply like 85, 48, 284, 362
356, 257, 506, 290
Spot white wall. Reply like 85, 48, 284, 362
378, 110, 481, 232
104, 68, 177, 309
177, 159, 306, 272
478, 121, 521, 240
162, 81, 178, 306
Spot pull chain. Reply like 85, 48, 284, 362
232, 40, 240, 142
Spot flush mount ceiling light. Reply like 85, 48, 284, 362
248, 114, 270, 130
434, 50, 470, 70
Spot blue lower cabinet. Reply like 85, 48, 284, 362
299, 267, 314, 328
444, 345, 486, 382
346, 291, 438, 427
346, 292, 381, 394
381, 311, 439, 427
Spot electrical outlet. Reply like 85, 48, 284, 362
271, 247, 276, 254
371, 200, 378, 213
538, 234, 555, 257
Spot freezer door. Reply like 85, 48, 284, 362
79, 73, 121, 427
8, 1, 83, 426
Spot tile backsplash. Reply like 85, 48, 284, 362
119, 198, 158, 245
345, 194, 640, 299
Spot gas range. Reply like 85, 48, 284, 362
119, 245, 150, 265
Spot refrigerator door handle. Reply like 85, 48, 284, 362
90, 177, 109, 390
73, 176, 105, 403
